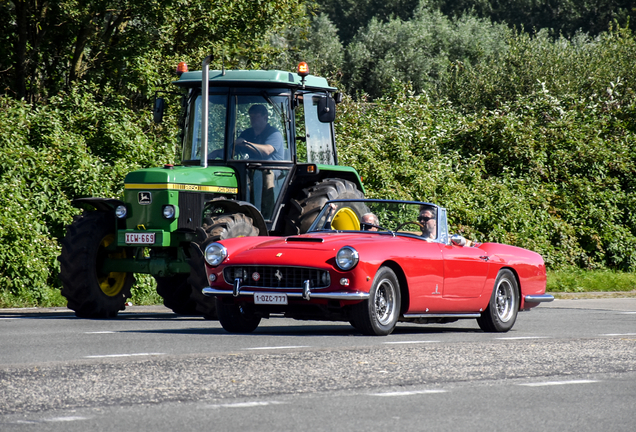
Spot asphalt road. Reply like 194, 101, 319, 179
1, 297, 635, 431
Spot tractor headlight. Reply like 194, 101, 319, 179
115, 205, 127, 219
336, 246, 359, 271
204, 242, 227, 266
162, 205, 177, 219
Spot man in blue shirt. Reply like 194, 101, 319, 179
234, 104, 284, 160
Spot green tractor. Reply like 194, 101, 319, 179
57, 57, 365, 319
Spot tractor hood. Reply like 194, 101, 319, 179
124, 165, 238, 194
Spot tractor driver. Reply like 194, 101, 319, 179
234, 104, 284, 160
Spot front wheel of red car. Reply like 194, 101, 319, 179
351, 267, 401, 336
477, 269, 519, 332
216, 298, 261, 333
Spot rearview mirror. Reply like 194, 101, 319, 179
153, 97, 165, 123
317, 96, 336, 123
450, 234, 467, 246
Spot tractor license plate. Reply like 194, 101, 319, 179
254, 292, 288, 305
125, 232, 155, 245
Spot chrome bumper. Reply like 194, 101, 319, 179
202, 286, 369, 301
524, 294, 555, 303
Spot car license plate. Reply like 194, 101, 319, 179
254, 292, 288, 305
125, 232, 155, 245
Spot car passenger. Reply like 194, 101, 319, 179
361, 213, 380, 231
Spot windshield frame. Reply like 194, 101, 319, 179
307, 199, 448, 243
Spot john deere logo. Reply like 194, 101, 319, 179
138, 192, 152, 205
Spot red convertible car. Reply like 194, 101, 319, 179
202, 199, 553, 335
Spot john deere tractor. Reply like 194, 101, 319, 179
57, 57, 365, 319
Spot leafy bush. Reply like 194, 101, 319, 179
0, 85, 176, 307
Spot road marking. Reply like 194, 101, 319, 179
0, 317, 17, 320
519, 380, 599, 387
496, 336, 549, 340
370, 389, 447, 397
85, 331, 117, 334
245, 346, 309, 350
203, 401, 283, 409
45, 416, 90, 422
621, 311, 636, 314
601, 333, 636, 336
384, 340, 440, 344
84, 352, 164, 358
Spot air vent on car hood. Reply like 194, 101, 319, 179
286, 237, 324, 243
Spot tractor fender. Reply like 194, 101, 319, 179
203, 198, 268, 236
72, 197, 125, 213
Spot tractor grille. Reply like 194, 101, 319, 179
223, 266, 331, 289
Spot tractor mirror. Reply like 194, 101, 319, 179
317, 96, 336, 123
153, 97, 165, 123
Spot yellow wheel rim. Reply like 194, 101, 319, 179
98, 234, 128, 297
331, 207, 360, 231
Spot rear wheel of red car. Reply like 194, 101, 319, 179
351, 267, 401, 336
216, 298, 261, 333
477, 269, 519, 332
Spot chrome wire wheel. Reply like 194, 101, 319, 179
495, 277, 515, 323
374, 278, 397, 326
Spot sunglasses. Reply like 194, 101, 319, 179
419, 216, 433, 222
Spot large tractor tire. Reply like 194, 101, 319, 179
58, 211, 134, 318
188, 213, 260, 319
285, 178, 365, 235
155, 274, 199, 315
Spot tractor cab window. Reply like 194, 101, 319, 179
231, 95, 291, 162
182, 93, 227, 163
299, 92, 336, 165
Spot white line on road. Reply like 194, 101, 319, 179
370, 389, 447, 397
203, 401, 284, 409
44, 416, 91, 422
496, 336, 549, 340
384, 340, 440, 344
84, 353, 164, 358
245, 346, 309, 350
85, 331, 117, 334
519, 380, 599, 387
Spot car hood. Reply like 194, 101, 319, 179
220, 232, 386, 266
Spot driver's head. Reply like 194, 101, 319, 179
248, 104, 268, 128
419, 205, 437, 239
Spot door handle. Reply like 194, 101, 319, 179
479, 255, 490, 261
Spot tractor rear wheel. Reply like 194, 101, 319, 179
58, 211, 134, 318
285, 178, 365, 235
155, 274, 199, 315
188, 213, 259, 319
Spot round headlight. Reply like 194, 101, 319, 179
336, 246, 359, 271
204, 242, 227, 266
162, 205, 176, 219
115, 205, 127, 219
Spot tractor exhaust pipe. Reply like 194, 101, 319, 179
201, 55, 212, 168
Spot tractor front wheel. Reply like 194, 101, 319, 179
58, 211, 134, 318
188, 213, 260, 319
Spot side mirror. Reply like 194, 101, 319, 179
450, 234, 467, 246
317, 96, 336, 123
153, 97, 165, 123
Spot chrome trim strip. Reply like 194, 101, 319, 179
524, 294, 555, 303
203, 287, 369, 300
402, 313, 482, 319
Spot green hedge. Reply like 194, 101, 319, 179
0, 85, 176, 307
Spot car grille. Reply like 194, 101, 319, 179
223, 266, 331, 289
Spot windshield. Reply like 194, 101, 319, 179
183, 93, 227, 163
308, 199, 448, 243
